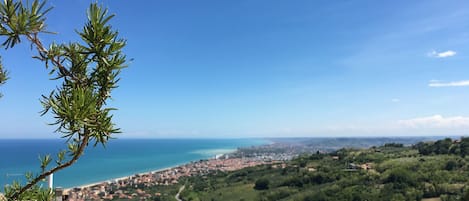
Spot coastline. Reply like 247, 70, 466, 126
65, 153, 278, 200
65, 166, 174, 191
60, 140, 270, 190
0, 138, 270, 191
63, 149, 240, 191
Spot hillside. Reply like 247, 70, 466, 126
175, 138, 469, 201
107, 138, 469, 201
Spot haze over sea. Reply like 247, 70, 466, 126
0, 139, 266, 189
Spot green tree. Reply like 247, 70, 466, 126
460, 137, 469, 157
254, 178, 270, 190
384, 168, 417, 189
435, 138, 452, 154
416, 142, 434, 155
0, 0, 127, 200
445, 160, 458, 171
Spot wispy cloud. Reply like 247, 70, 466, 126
391, 98, 400, 103
429, 80, 469, 87
398, 115, 469, 129
428, 50, 457, 58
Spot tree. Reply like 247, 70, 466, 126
460, 137, 469, 158
254, 178, 270, 190
416, 142, 434, 155
384, 168, 417, 189
0, 0, 127, 200
445, 160, 458, 171
435, 138, 452, 154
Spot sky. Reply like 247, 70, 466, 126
1, 0, 469, 138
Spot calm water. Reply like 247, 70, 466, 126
0, 139, 266, 189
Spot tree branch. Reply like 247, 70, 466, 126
9, 135, 90, 200
26, 33, 78, 82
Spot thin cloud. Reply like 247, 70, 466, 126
398, 115, 469, 129
428, 50, 456, 58
429, 80, 469, 87
391, 98, 400, 102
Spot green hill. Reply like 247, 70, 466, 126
175, 138, 469, 201
111, 138, 469, 201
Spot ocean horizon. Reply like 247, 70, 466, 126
0, 138, 267, 189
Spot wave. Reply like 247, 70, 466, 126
190, 148, 237, 157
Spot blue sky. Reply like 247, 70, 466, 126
1, 0, 469, 138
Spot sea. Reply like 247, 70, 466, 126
0, 138, 267, 189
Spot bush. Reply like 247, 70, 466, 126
445, 160, 458, 171
281, 177, 304, 187
384, 168, 417, 189
254, 178, 270, 190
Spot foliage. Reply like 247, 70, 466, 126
0, 0, 126, 200
384, 143, 404, 148
0, 57, 7, 98
415, 137, 469, 157
254, 178, 269, 190
383, 168, 417, 189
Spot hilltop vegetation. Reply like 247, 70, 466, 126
172, 138, 469, 201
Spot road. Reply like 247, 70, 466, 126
175, 185, 185, 201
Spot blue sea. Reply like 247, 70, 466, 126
0, 139, 266, 189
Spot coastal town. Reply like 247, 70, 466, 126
0, 139, 431, 201
64, 155, 288, 200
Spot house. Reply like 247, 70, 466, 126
360, 163, 372, 170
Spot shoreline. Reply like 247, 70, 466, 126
65, 166, 174, 191
65, 155, 279, 200
63, 150, 238, 191
58, 141, 267, 190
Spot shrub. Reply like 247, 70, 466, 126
254, 178, 270, 190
